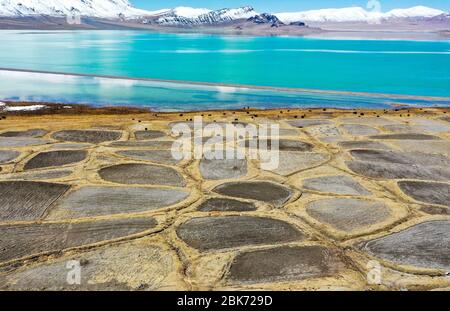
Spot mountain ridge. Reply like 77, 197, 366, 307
0, 1, 446, 24
0, 0, 151, 18
144, 6, 259, 26
0, 1, 448, 37
276, 5, 446, 23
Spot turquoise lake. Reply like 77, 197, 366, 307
0, 30, 449, 110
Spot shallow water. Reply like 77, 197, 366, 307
1, 69, 449, 111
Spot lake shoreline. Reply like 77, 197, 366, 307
1, 100, 449, 118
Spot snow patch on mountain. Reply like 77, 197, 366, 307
171, 7, 211, 18
0, 0, 153, 18
384, 6, 445, 18
150, 6, 259, 26
277, 7, 373, 23
276, 6, 446, 23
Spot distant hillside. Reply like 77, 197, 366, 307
0, 2, 447, 38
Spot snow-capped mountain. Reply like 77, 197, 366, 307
248, 13, 287, 28
0, 1, 446, 27
384, 6, 444, 19
0, 2, 261, 25
147, 6, 258, 26
277, 7, 374, 23
163, 7, 212, 18
276, 6, 445, 23
0, 0, 154, 18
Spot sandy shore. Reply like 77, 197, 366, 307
1, 99, 449, 116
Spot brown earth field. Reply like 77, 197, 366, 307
0, 104, 449, 291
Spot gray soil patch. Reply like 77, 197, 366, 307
276, 128, 300, 137
0, 244, 173, 291
346, 161, 450, 181
134, 130, 166, 140
0, 150, 20, 164
303, 175, 371, 196
109, 140, 174, 149
52, 130, 122, 144
420, 206, 450, 215
176, 216, 305, 251
242, 139, 314, 152
360, 220, 450, 270
370, 133, 440, 140
340, 124, 380, 136
0, 217, 156, 263
6, 169, 73, 181
49, 143, 91, 150
197, 198, 256, 212
24, 150, 87, 170
339, 117, 395, 126
389, 140, 450, 154
199, 158, 247, 180
383, 124, 421, 133
116, 150, 181, 165
305, 124, 341, 138
267, 152, 329, 176
98, 163, 185, 187
288, 119, 331, 128
349, 150, 450, 167
306, 198, 391, 232
398, 181, 450, 207
0, 138, 49, 147
338, 141, 391, 150
441, 116, 450, 123
50, 186, 189, 218
0, 181, 70, 222
410, 119, 450, 133
228, 245, 344, 284
0, 129, 47, 138
213, 181, 293, 207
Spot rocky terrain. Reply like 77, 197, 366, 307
0, 107, 448, 290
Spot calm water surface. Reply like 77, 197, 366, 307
0, 30, 449, 110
